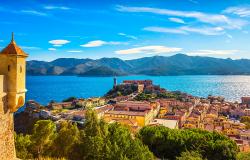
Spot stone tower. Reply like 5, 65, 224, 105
0, 33, 28, 160
113, 76, 117, 88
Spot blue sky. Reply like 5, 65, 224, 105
0, 0, 250, 61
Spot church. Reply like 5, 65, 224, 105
0, 33, 28, 160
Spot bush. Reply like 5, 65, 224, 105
138, 126, 238, 160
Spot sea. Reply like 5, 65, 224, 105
26, 75, 250, 105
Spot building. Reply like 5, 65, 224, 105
48, 102, 73, 110
150, 119, 179, 129
242, 97, 250, 108
122, 80, 153, 93
104, 110, 148, 127
245, 109, 250, 116
83, 98, 106, 108
104, 101, 160, 127
0, 33, 28, 160
113, 77, 117, 88
123, 80, 152, 86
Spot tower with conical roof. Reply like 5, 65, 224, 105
0, 32, 28, 112
0, 33, 28, 159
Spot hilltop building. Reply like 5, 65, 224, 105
0, 33, 28, 160
122, 80, 153, 93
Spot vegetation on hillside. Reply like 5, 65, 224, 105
15, 109, 153, 160
237, 152, 250, 160
138, 126, 239, 160
62, 97, 77, 102
27, 54, 250, 76
240, 116, 250, 129
15, 107, 243, 160
105, 84, 138, 98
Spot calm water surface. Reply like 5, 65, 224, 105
26, 75, 250, 105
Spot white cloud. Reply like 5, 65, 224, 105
44, 6, 71, 10
67, 50, 83, 53
81, 40, 126, 47
187, 49, 238, 56
180, 26, 225, 35
116, 5, 248, 29
118, 33, 137, 39
226, 34, 233, 39
224, 6, 250, 17
144, 26, 225, 36
81, 40, 107, 47
20, 10, 48, 16
115, 45, 182, 55
48, 48, 56, 51
49, 40, 70, 47
144, 26, 188, 34
169, 17, 185, 24
20, 46, 41, 50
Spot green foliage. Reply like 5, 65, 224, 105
240, 116, 250, 129
16, 110, 153, 160
72, 109, 153, 160
63, 97, 77, 102
105, 84, 138, 98
237, 152, 250, 160
176, 151, 203, 160
30, 120, 56, 158
15, 110, 240, 160
138, 126, 239, 160
134, 93, 157, 101
135, 92, 179, 101
14, 133, 33, 159
51, 121, 80, 158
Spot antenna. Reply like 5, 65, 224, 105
11, 32, 15, 43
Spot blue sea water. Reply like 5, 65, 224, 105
26, 75, 250, 105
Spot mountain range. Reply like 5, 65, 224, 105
27, 54, 250, 76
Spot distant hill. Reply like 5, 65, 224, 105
27, 54, 250, 76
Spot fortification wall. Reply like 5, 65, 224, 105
0, 75, 15, 160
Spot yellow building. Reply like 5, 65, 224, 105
0, 33, 28, 160
183, 116, 202, 129
82, 98, 106, 108
104, 110, 154, 127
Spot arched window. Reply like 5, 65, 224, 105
20, 66, 22, 73
8, 65, 10, 71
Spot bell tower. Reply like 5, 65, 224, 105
0, 32, 28, 112
0, 33, 28, 160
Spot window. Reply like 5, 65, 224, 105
20, 66, 22, 73
8, 65, 10, 71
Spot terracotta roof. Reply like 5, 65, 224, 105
0, 33, 28, 57
106, 110, 147, 116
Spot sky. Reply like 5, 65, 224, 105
1, 0, 250, 61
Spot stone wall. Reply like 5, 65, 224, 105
0, 75, 15, 160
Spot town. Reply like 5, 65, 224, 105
19, 79, 250, 152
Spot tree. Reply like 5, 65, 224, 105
63, 97, 77, 102
15, 133, 33, 159
240, 116, 250, 129
106, 123, 154, 160
71, 109, 108, 160
176, 151, 203, 160
30, 120, 56, 158
138, 126, 238, 160
71, 109, 154, 160
52, 121, 80, 158
237, 152, 250, 160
